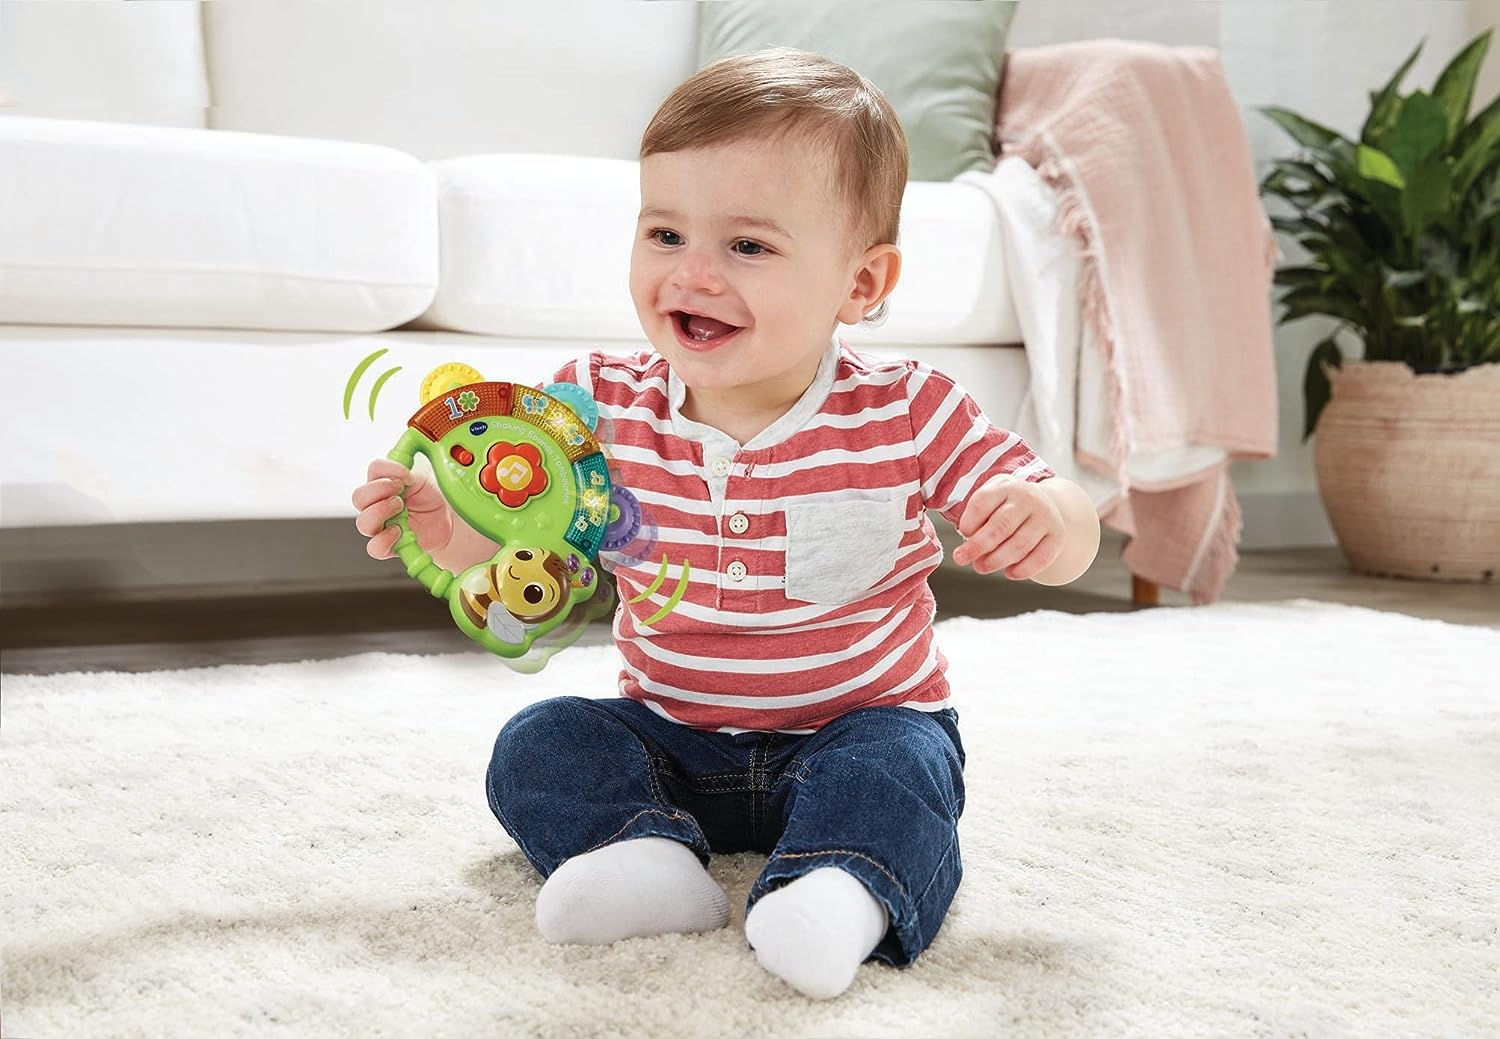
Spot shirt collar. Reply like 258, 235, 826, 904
667, 337, 840, 450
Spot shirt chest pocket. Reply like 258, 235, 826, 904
783, 496, 907, 605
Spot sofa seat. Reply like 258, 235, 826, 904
0, 324, 1028, 527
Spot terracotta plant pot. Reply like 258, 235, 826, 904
1314, 361, 1500, 582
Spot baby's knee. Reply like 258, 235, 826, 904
490, 693, 596, 753
487, 696, 594, 794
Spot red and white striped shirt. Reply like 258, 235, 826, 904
552, 339, 1053, 733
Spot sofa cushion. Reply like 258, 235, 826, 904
418, 153, 1020, 346
0, 116, 438, 332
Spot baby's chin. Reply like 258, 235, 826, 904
667, 355, 744, 387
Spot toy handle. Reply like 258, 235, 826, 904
387, 430, 456, 601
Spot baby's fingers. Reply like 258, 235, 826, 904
365, 524, 401, 560
352, 477, 405, 512
953, 500, 1024, 566
366, 458, 410, 484
972, 519, 1045, 576
354, 494, 404, 538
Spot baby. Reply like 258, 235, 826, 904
353, 48, 1100, 1000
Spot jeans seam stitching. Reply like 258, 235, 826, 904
687, 784, 759, 794
582, 807, 702, 856
685, 775, 756, 790
693, 769, 757, 783
766, 848, 907, 900
751, 740, 765, 838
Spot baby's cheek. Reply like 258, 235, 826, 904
628, 248, 661, 297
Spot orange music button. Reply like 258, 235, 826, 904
480, 441, 549, 507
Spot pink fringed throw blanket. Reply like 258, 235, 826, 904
996, 40, 1279, 603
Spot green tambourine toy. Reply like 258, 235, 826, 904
385, 365, 618, 674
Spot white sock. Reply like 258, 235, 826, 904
534, 836, 729, 945
744, 867, 889, 999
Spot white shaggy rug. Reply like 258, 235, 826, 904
3, 601, 1498, 1038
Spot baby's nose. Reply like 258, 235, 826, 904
669, 251, 725, 292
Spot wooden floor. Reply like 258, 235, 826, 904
1057, 540, 1500, 627
2, 539, 1494, 676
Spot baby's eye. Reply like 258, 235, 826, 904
649, 228, 683, 246
732, 239, 767, 256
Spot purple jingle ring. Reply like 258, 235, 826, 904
602, 485, 643, 552
606, 511, 660, 569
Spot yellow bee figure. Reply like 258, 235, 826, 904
458, 544, 598, 648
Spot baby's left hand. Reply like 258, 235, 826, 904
951, 475, 1065, 580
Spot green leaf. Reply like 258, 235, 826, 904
1399, 153, 1452, 240
1431, 29, 1492, 142
1303, 337, 1344, 440
1357, 145, 1407, 188
1261, 33, 1500, 375
1382, 267, 1428, 290
1463, 164, 1500, 228
1353, 178, 1408, 242
1278, 158, 1336, 184
1274, 265, 1332, 290
1269, 214, 1316, 236
1453, 90, 1500, 157
1260, 168, 1325, 207
1380, 92, 1448, 176
1452, 93, 1500, 201
1278, 287, 1371, 330
1261, 107, 1352, 157
1263, 164, 1349, 211
1362, 40, 1424, 144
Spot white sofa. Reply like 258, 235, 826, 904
0, 2, 1047, 544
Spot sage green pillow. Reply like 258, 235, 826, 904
696, 0, 1018, 182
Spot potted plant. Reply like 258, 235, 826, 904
1260, 30, 1499, 582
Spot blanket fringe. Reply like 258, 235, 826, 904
1032, 149, 1131, 488
1186, 477, 1244, 605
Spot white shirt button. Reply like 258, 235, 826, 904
726, 560, 748, 581
710, 456, 733, 478
728, 513, 750, 535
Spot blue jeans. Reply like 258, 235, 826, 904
485, 696, 966, 967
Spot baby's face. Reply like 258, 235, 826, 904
630, 135, 866, 411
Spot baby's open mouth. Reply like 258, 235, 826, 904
675, 311, 742, 342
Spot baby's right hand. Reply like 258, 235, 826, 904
352, 459, 454, 561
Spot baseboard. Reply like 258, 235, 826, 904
1, 518, 399, 601
2, 495, 1335, 606
1236, 490, 1336, 550
0, 584, 459, 649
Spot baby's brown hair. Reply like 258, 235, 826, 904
640, 47, 908, 323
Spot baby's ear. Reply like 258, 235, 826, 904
838, 244, 902, 325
